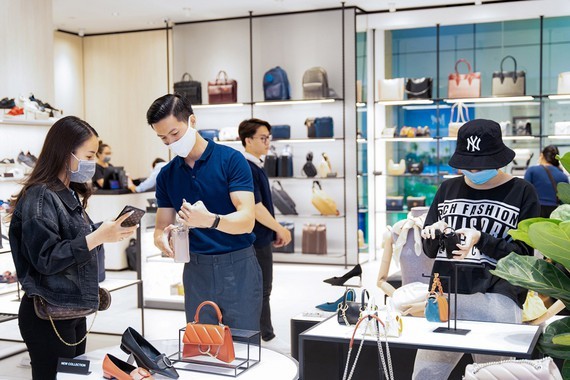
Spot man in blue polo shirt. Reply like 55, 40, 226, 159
146, 94, 262, 330
238, 118, 292, 346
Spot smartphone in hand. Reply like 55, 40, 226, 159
117, 205, 146, 227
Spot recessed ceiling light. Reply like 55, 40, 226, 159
112, 12, 120, 17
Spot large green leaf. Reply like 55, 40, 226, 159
563, 360, 570, 380
538, 317, 570, 359
552, 205, 570, 221
508, 218, 556, 247
559, 152, 570, 173
490, 253, 570, 307
558, 183, 570, 206
528, 221, 570, 269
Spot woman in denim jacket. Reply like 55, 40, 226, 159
8, 116, 137, 379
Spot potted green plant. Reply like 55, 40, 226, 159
491, 152, 570, 378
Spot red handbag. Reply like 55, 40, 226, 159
208, 70, 238, 104
182, 301, 235, 363
448, 59, 481, 98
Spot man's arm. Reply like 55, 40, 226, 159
254, 202, 292, 246
154, 207, 177, 256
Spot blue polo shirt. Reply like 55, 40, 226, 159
155, 140, 255, 254
244, 154, 276, 248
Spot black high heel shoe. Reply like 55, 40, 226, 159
323, 264, 362, 286
120, 327, 179, 379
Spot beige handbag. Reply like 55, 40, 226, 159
302, 224, 327, 254
387, 159, 406, 175
448, 102, 469, 137
464, 357, 562, 380
492, 56, 525, 97
448, 59, 481, 98
378, 78, 405, 101
311, 181, 339, 216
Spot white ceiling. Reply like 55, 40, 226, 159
53, 0, 483, 35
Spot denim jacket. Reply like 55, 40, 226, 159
9, 181, 100, 309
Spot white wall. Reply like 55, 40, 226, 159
54, 31, 85, 119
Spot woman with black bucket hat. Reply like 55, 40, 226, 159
412, 119, 540, 379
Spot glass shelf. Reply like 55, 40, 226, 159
376, 99, 434, 106
254, 98, 340, 106
443, 96, 535, 104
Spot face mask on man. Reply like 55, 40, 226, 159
463, 169, 498, 185
69, 153, 96, 183
168, 120, 197, 158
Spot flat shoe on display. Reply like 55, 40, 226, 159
323, 264, 362, 286
0, 98, 15, 109
17, 151, 35, 168
120, 327, 179, 379
316, 290, 355, 311
103, 354, 154, 380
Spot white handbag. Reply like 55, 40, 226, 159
557, 72, 570, 94
381, 127, 396, 137
218, 126, 239, 141
387, 159, 406, 175
449, 102, 469, 137
378, 78, 405, 101
554, 121, 570, 135
391, 282, 428, 313
463, 357, 562, 380
379, 299, 403, 338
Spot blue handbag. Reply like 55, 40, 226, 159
314, 117, 334, 138
263, 66, 291, 100
272, 125, 291, 140
198, 129, 219, 141
425, 273, 448, 323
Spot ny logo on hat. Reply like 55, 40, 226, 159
466, 136, 481, 152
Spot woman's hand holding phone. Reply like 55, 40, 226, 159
86, 212, 138, 250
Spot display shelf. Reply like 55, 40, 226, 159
376, 99, 434, 106
443, 95, 535, 104
548, 94, 570, 100
192, 103, 250, 109
253, 98, 340, 106
376, 137, 436, 142
0, 118, 56, 126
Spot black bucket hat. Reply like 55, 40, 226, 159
448, 119, 515, 170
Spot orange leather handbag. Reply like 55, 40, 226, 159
182, 301, 235, 363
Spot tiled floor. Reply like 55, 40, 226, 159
0, 258, 385, 379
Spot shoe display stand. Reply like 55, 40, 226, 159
56, 340, 298, 380
366, 16, 570, 254
172, 328, 261, 377
171, 7, 358, 266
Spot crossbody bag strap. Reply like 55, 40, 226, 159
542, 165, 560, 203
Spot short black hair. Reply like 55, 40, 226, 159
152, 157, 165, 168
238, 118, 272, 147
146, 93, 194, 126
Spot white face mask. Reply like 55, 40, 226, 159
168, 122, 196, 158
69, 153, 96, 183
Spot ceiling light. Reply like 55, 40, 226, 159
112, 12, 120, 17
475, 0, 483, 5
388, 2, 396, 12
183, 7, 191, 17
78, 28, 85, 37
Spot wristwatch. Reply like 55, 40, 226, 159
209, 214, 221, 229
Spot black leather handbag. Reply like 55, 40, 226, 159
337, 288, 369, 326
302, 152, 318, 177
405, 77, 433, 99
263, 146, 278, 177
407, 160, 424, 175
174, 73, 202, 105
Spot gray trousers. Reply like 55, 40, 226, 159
412, 292, 522, 380
183, 246, 263, 331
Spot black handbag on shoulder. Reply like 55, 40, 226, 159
174, 73, 202, 105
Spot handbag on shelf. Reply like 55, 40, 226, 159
302, 152, 318, 178
302, 223, 327, 254
378, 78, 405, 101
263, 146, 278, 177
386, 196, 404, 211
492, 55, 526, 97
406, 160, 424, 175
387, 159, 406, 175
271, 181, 297, 215
557, 72, 570, 94
381, 127, 396, 138
182, 301, 235, 363
399, 126, 416, 138
425, 273, 449, 323
406, 196, 426, 209
263, 66, 291, 101
197, 129, 219, 141
391, 282, 429, 313
416, 126, 430, 137
318, 153, 336, 178
273, 222, 295, 253
277, 145, 293, 177
174, 73, 202, 105
405, 77, 433, 99
337, 289, 369, 326
311, 181, 339, 216
554, 121, 570, 135
449, 102, 469, 137
513, 120, 532, 136
208, 70, 238, 104
271, 124, 290, 140
463, 357, 562, 380
448, 59, 481, 98
342, 314, 394, 380
314, 117, 334, 138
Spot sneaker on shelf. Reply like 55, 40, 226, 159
0, 158, 15, 164
26, 152, 38, 163
261, 336, 291, 356
0, 97, 15, 109
5, 106, 24, 117
17, 151, 35, 168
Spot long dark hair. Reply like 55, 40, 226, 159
9, 116, 99, 213
543, 145, 561, 167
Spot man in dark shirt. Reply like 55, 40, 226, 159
238, 118, 292, 346
147, 94, 262, 330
